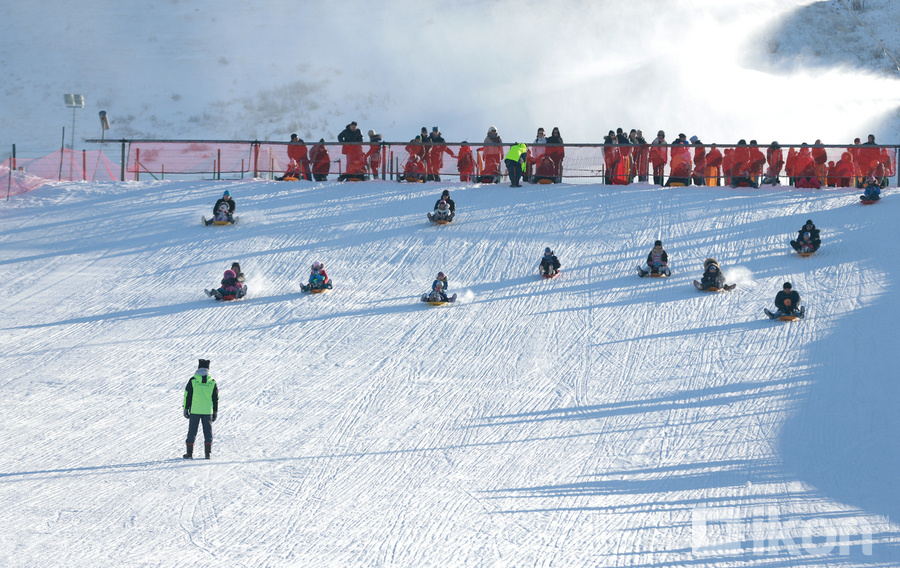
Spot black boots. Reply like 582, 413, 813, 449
183, 443, 211, 459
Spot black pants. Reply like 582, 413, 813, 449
505, 159, 522, 186
186, 414, 213, 445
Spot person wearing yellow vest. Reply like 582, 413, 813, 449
183, 359, 219, 459
505, 143, 528, 187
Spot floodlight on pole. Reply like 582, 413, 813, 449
64, 94, 85, 150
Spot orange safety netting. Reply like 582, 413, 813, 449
1, 149, 119, 196
106, 140, 900, 186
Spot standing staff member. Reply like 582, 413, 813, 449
183, 359, 219, 459
505, 142, 528, 187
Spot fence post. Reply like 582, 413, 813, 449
135, 148, 140, 181
120, 140, 126, 181
82, 149, 86, 181
252, 142, 259, 178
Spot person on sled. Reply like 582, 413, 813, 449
698, 258, 734, 290
638, 240, 671, 276
206, 269, 245, 299
539, 247, 561, 276
861, 176, 882, 202
790, 220, 821, 252
205, 190, 236, 225
765, 281, 804, 319
307, 261, 330, 290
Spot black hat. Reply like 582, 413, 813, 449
805, 219, 813, 225
231, 261, 241, 272
199, 359, 211, 369
441, 189, 450, 197
783, 282, 792, 289
290, 133, 298, 140
654, 240, 662, 246
350, 121, 357, 126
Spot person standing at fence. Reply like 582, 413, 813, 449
286, 134, 310, 180
690, 136, 706, 186
182, 359, 219, 459
528, 127, 547, 181
748, 140, 767, 186
337, 121, 365, 180
457, 142, 475, 182
650, 130, 668, 186
633, 129, 649, 182
309, 139, 331, 181
762, 141, 784, 185
481, 126, 504, 183
705, 144, 723, 186
427, 128, 454, 182
365, 130, 383, 178
546, 127, 565, 183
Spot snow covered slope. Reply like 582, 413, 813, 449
3, 0, 900, 153
0, 179, 897, 567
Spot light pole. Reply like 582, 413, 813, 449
64, 94, 84, 180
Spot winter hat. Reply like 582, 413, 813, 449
437, 271, 445, 278
544, 247, 552, 254
783, 282, 792, 289
198, 359, 210, 369
654, 240, 662, 247
805, 219, 813, 226
231, 262, 242, 273
290, 133, 298, 140
319, 138, 325, 143
223, 190, 231, 197
488, 126, 497, 134
224, 269, 236, 279
441, 189, 450, 197
689, 135, 699, 143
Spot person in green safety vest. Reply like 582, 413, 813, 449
505, 142, 528, 187
182, 359, 219, 459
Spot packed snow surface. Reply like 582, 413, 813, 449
0, 178, 897, 567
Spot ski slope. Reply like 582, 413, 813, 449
0, 179, 897, 567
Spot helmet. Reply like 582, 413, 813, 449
708, 264, 717, 272
803, 231, 811, 238
434, 281, 444, 288
312, 261, 323, 270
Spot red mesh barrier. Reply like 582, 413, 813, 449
1, 149, 119, 196
109, 139, 900, 186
